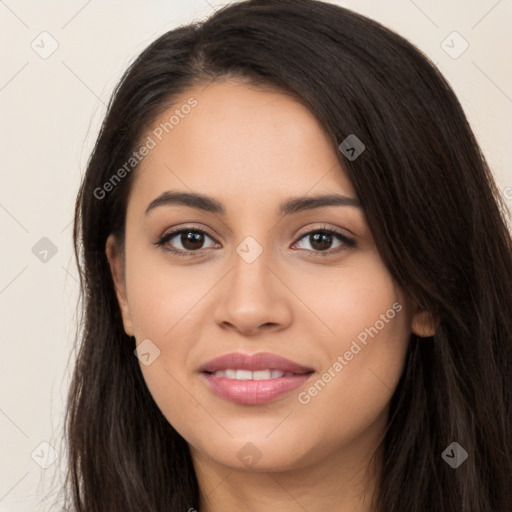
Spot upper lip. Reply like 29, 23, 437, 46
199, 352, 314, 374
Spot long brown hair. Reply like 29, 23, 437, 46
63, 1, 512, 510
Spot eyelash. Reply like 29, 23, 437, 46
153, 225, 356, 258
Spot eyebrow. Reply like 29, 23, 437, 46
145, 191, 362, 216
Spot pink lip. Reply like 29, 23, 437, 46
199, 352, 314, 374
199, 352, 314, 405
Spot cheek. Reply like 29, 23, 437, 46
123, 251, 211, 438
294, 254, 410, 433
125, 243, 213, 338
298, 318, 409, 455
297, 250, 405, 342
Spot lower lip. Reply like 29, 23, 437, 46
201, 372, 313, 405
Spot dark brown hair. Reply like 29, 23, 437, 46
63, 1, 512, 510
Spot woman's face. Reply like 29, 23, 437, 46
107, 80, 429, 474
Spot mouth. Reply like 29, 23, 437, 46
198, 352, 315, 405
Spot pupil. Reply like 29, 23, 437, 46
182, 231, 204, 250
311, 232, 332, 251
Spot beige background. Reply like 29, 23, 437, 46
0, 0, 511, 510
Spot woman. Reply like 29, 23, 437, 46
64, 0, 512, 510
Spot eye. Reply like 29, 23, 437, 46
154, 225, 356, 257
292, 227, 355, 255
154, 228, 219, 255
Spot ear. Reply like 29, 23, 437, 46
411, 305, 438, 338
105, 234, 134, 337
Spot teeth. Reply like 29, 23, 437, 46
253, 370, 274, 379
212, 369, 294, 380
235, 369, 253, 380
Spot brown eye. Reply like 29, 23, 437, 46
178, 231, 206, 251
156, 228, 218, 254
293, 228, 354, 254
309, 232, 335, 251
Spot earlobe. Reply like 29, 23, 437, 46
105, 234, 134, 337
411, 307, 438, 338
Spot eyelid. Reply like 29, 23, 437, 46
294, 224, 354, 242
157, 223, 217, 240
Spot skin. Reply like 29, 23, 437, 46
106, 79, 435, 512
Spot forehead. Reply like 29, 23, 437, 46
129, 80, 357, 212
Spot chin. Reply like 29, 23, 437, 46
190, 432, 316, 473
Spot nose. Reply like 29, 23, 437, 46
212, 245, 293, 337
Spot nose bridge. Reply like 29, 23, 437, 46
211, 230, 292, 333
229, 209, 274, 279
230, 233, 275, 298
